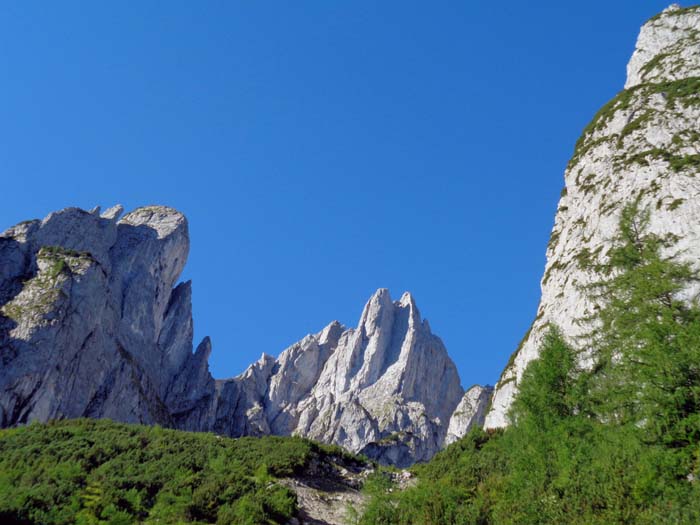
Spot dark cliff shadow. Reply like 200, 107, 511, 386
0, 237, 36, 307
0, 237, 30, 370
0, 237, 48, 427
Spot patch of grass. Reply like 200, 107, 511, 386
669, 154, 700, 173
574, 247, 593, 270
39, 245, 93, 261
617, 110, 653, 146
33, 246, 97, 283
621, 148, 700, 174
651, 77, 700, 108
378, 432, 404, 445
577, 172, 598, 194
568, 133, 615, 171
620, 147, 669, 168
639, 52, 671, 78
547, 230, 561, 252
672, 129, 700, 148
542, 259, 567, 286
574, 245, 604, 271
667, 197, 685, 211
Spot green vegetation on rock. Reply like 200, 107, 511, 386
568, 77, 700, 172
0, 246, 100, 322
620, 147, 700, 174
647, 5, 700, 23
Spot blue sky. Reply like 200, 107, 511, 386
0, 1, 675, 388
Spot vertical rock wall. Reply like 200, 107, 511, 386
485, 5, 700, 428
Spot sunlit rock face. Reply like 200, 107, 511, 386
445, 385, 494, 446
485, 4, 700, 428
286, 289, 467, 466
180, 288, 485, 467
0, 207, 490, 465
0, 205, 191, 427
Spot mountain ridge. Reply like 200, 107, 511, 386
0, 208, 490, 466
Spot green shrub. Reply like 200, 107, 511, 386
0, 419, 344, 525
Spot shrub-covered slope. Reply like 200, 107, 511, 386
0, 418, 368, 525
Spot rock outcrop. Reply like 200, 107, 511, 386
445, 385, 493, 446
0, 207, 490, 465
485, 4, 700, 428
0, 205, 191, 427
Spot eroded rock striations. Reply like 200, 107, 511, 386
0, 207, 488, 465
485, 4, 700, 428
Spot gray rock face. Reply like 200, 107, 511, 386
445, 385, 494, 446
290, 290, 468, 466
0, 209, 489, 465
0, 205, 190, 427
485, 5, 700, 428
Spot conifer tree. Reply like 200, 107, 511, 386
587, 199, 700, 465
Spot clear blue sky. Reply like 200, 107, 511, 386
0, 1, 676, 388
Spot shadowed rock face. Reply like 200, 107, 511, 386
485, 4, 700, 428
0, 206, 490, 465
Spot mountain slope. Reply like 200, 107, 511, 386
485, 3, 700, 428
0, 418, 372, 525
0, 205, 190, 427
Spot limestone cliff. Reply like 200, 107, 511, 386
0, 205, 191, 427
485, 4, 700, 428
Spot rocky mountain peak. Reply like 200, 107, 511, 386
358, 287, 393, 333
398, 290, 416, 308
1, 205, 193, 426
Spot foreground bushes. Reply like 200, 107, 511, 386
0, 419, 326, 524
